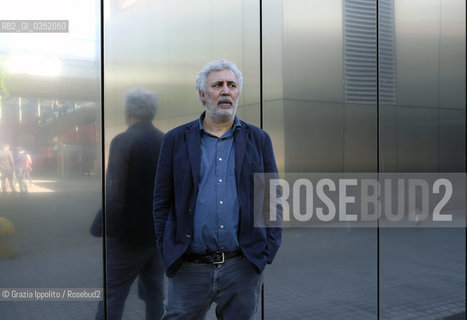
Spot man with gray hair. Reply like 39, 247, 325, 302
96, 88, 165, 320
153, 59, 282, 319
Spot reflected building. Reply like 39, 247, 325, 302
0, 94, 100, 176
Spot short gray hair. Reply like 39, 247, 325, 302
125, 88, 158, 120
196, 59, 243, 104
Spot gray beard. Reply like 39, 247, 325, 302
206, 102, 237, 123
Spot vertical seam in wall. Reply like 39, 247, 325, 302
99, 0, 107, 317
437, 0, 442, 171
241, 0, 245, 113
260, 0, 263, 130
210, 0, 214, 58
259, 1, 264, 319
342, 0, 346, 172
376, 1, 381, 319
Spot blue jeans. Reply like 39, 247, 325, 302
96, 242, 164, 320
162, 255, 263, 320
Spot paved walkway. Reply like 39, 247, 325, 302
0, 176, 465, 319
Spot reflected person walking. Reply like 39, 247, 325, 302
95, 88, 165, 320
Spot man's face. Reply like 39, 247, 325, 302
200, 69, 240, 123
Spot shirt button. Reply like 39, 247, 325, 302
220, 225, 224, 229
218, 179, 223, 183
219, 200, 223, 205
218, 157, 223, 161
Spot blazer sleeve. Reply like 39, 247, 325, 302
153, 133, 174, 253
262, 132, 282, 264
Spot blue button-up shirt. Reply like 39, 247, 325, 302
188, 114, 241, 254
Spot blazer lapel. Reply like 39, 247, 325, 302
235, 125, 248, 183
185, 122, 201, 187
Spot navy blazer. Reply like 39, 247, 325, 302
153, 117, 282, 277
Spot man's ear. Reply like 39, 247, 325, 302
199, 90, 206, 103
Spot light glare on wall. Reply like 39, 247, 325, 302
5, 54, 62, 77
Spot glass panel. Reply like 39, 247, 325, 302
263, 0, 378, 318
379, 0, 466, 319
0, 0, 102, 319
103, 0, 260, 318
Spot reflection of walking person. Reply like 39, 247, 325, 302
94, 88, 165, 320
25, 150, 32, 187
15, 146, 31, 193
0, 144, 17, 193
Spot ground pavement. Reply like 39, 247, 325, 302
0, 176, 464, 319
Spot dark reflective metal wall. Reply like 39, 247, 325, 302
379, 0, 465, 319
263, 0, 378, 318
104, 0, 261, 140
0, 0, 464, 319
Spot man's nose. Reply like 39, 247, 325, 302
220, 84, 231, 95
